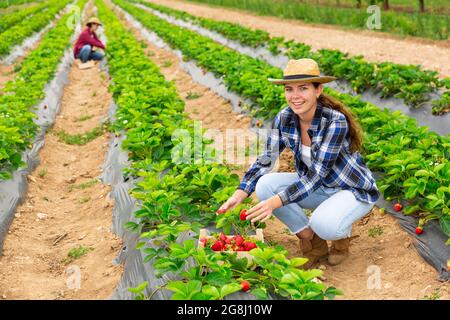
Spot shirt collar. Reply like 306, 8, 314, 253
308, 101, 323, 135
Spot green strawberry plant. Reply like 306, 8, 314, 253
215, 205, 266, 235
432, 91, 450, 115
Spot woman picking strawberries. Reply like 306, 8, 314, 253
217, 58, 380, 269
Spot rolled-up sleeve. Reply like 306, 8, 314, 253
277, 119, 348, 205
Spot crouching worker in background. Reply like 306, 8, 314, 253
73, 17, 105, 66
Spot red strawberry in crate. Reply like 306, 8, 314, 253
415, 227, 423, 235
219, 233, 227, 242
244, 241, 257, 251
234, 235, 244, 247
211, 240, 224, 251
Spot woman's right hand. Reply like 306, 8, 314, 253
216, 190, 249, 215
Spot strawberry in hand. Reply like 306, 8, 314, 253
239, 209, 248, 221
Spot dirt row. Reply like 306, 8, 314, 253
149, 0, 450, 78
109, 0, 449, 300
0, 1, 123, 300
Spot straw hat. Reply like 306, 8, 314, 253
86, 17, 102, 26
268, 58, 336, 85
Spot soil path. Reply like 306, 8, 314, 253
112, 1, 450, 300
149, 0, 450, 78
0, 64, 15, 91
0, 2, 123, 300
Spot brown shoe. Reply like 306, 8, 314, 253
328, 238, 350, 266
300, 233, 328, 269
298, 238, 312, 255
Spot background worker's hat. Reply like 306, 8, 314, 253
268, 58, 336, 85
86, 17, 102, 26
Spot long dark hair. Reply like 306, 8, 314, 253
313, 83, 363, 153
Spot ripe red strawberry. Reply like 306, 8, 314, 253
225, 237, 232, 244
234, 235, 244, 247
219, 232, 227, 242
244, 241, 257, 251
241, 280, 251, 292
415, 227, 423, 235
393, 203, 403, 212
199, 238, 207, 246
240, 209, 248, 221
211, 240, 224, 251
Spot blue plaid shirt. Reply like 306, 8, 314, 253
238, 102, 380, 205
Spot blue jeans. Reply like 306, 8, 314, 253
77, 44, 104, 63
255, 173, 375, 241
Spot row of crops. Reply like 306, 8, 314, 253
0, 0, 83, 180
0, 0, 72, 58
0, 0, 52, 33
0, 0, 43, 9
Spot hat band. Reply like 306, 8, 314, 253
283, 74, 319, 80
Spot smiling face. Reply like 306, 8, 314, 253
284, 82, 323, 118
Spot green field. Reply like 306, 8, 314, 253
186, 0, 450, 40
305, 0, 450, 14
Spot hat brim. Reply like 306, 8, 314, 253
268, 76, 336, 85
86, 22, 102, 26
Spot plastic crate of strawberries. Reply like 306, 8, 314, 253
202, 207, 267, 263
198, 229, 264, 252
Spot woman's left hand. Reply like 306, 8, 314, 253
246, 195, 283, 223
